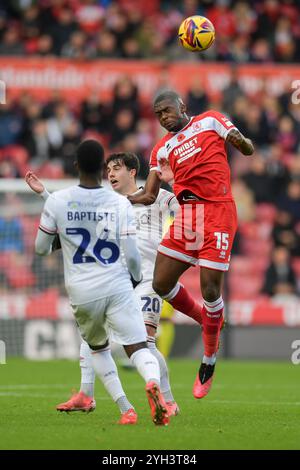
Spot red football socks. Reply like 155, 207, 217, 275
201, 297, 224, 357
167, 285, 202, 325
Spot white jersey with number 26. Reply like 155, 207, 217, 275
39, 185, 136, 305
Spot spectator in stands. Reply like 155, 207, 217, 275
0, 196, 24, 254
277, 180, 300, 222
110, 108, 136, 147
121, 37, 143, 59
61, 31, 87, 60
186, 78, 209, 115
0, 100, 22, 148
250, 38, 273, 63
34, 34, 55, 57
272, 210, 300, 257
276, 115, 299, 153
265, 144, 290, 197
88, 30, 120, 59
48, 7, 78, 55
24, 120, 56, 164
111, 76, 140, 125
46, 102, 74, 151
242, 103, 268, 146
243, 156, 273, 203
222, 67, 244, 113
0, 28, 24, 55
80, 92, 108, 133
262, 246, 297, 296
22, 4, 42, 53
75, 0, 105, 35
274, 16, 297, 62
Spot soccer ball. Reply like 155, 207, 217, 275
178, 15, 215, 52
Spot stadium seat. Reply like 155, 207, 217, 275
291, 257, 300, 277
255, 203, 277, 224
25, 288, 59, 319
38, 162, 64, 179
228, 274, 264, 300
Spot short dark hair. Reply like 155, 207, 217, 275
76, 140, 104, 174
153, 90, 182, 106
106, 152, 140, 179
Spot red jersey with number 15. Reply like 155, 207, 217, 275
150, 110, 237, 202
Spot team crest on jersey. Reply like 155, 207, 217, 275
192, 122, 201, 133
177, 133, 185, 142
68, 201, 81, 209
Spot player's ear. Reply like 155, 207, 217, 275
180, 101, 187, 115
130, 168, 137, 180
74, 160, 78, 170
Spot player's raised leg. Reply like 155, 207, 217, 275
152, 253, 203, 325
193, 267, 224, 399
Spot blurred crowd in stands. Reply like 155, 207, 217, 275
0, 0, 299, 62
0, 0, 300, 302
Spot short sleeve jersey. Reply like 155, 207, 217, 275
150, 110, 237, 202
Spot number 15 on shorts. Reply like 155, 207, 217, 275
214, 232, 229, 250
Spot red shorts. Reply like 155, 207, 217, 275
158, 201, 238, 271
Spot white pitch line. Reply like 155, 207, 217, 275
177, 399, 300, 406
0, 384, 76, 390
0, 383, 299, 391
0, 393, 299, 407
0, 392, 110, 399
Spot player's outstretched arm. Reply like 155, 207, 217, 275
25, 171, 50, 200
127, 170, 161, 205
226, 128, 254, 156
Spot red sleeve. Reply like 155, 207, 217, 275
149, 144, 159, 170
149, 142, 165, 172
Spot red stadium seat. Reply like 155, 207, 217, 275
228, 274, 264, 300
255, 203, 277, 224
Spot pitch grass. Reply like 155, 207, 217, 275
0, 358, 299, 450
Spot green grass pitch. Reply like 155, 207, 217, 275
0, 358, 299, 450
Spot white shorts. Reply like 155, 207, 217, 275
72, 291, 147, 348
135, 282, 163, 330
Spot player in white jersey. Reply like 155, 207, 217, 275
30, 140, 169, 426
26, 152, 180, 418
107, 153, 179, 416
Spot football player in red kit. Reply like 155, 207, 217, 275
128, 90, 254, 399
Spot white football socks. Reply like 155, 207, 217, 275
203, 354, 217, 365
79, 341, 95, 397
130, 348, 160, 385
147, 339, 174, 402
91, 348, 133, 413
